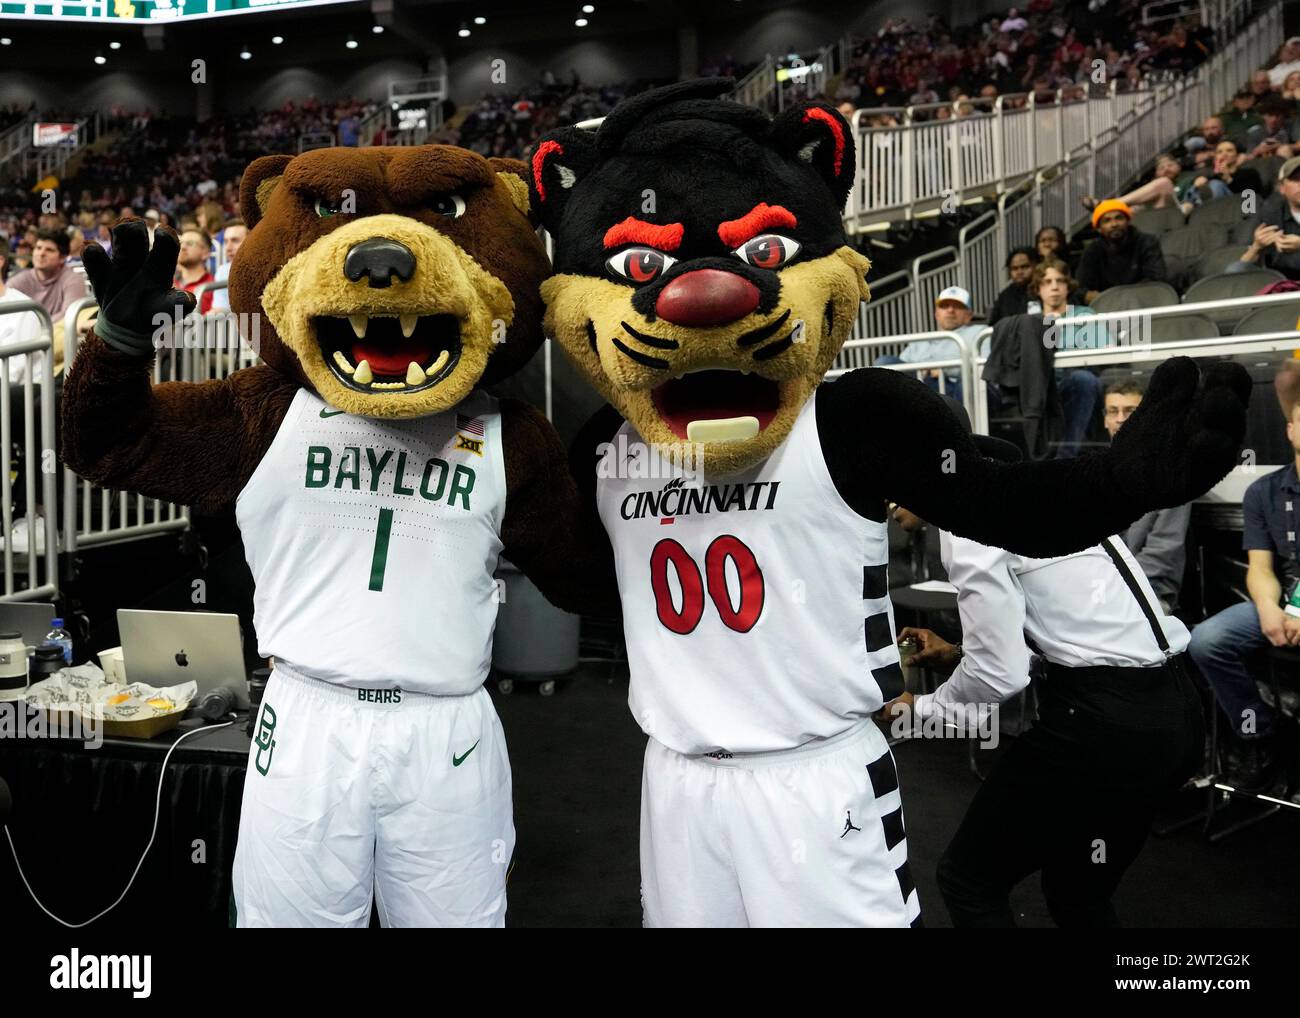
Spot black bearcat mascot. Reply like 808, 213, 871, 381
530, 79, 1250, 927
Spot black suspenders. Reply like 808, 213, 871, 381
1101, 536, 1171, 656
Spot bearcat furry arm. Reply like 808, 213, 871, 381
816, 360, 1250, 558
61, 333, 300, 515
499, 398, 618, 615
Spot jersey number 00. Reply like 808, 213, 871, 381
649, 536, 765, 635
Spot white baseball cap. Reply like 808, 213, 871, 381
935, 285, 971, 308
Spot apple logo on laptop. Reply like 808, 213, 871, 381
175, 650, 189, 667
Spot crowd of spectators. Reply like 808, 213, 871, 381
833, 1, 1214, 115
435, 77, 667, 160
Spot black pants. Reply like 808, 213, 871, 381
937, 655, 1204, 927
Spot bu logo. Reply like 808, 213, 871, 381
254, 703, 278, 776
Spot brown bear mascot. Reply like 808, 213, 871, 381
61, 145, 606, 927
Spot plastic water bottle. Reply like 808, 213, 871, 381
44, 618, 73, 666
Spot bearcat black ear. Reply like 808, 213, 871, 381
769, 102, 856, 211
527, 126, 600, 234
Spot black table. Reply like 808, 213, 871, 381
0, 712, 251, 929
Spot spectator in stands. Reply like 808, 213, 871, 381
1196, 115, 1226, 151
0, 247, 42, 377
1188, 401, 1300, 793
988, 246, 1038, 324
1235, 156, 1300, 279
175, 228, 215, 315
1250, 69, 1277, 101
6, 229, 87, 320
1034, 225, 1070, 266
1222, 90, 1264, 150
1267, 36, 1300, 87
1075, 200, 1168, 302
1280, 70, 1300, 102
1082, 153, 1197, 218
66, 229, 85, 267
1193, 138, 1260, 199
338, 111, 361, 147
196, 200, 226, 269
209, 220, 247, 313
878, 285, 987, 403
1104, 380, 1190, 611
1251, 98, 1298, 160
1000, 7, 1027, 33
1028, 256, 1101, 457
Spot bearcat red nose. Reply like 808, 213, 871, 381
655, 269, 760, 327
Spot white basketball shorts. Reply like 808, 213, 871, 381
640, 719, 922, 927
232, 664, 514, 927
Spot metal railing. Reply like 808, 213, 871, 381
21, 112, 105, 184
297, 131, 336, 153
842, 2, 1279, 234
59, 283, 262, 557
733, 57, 777, 112
61, 300, 175, 556
973, 329, 1300, 435
0, 299, 59, 602
839, 1, 1281, 340
838, 288, 1300, 426
827, 330, 975, 406
0, 112, 35, 171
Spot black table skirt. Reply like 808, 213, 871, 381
0, 719, 250, 930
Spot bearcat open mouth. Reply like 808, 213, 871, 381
652, 370, 781, 441
315, 314, 462, 392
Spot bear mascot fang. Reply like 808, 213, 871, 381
530, 78, 1251, 927
61, 145, 610, 927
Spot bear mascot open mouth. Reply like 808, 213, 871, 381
230, 145, 545, 419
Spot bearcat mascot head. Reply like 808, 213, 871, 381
529, 78, 870, 475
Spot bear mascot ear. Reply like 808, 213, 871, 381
239, 154, 294, 229
769, 101, 856, 211
487, 156, 537, 227
526, 126, 600, 235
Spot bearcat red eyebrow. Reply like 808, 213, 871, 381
603, 217, 685, 251
717, 204, 798, 248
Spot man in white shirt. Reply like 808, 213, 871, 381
0, 255, 44, 373
884, 404, 1203, 927
1268, 37, 1300, 87
877, 286, 988, 404
208, 220, 247, 313
1000, 8, 1028, 32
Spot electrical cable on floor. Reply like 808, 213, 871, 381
4, 720, 235, 928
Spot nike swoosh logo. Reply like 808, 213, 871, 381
320, 408, 345, 418
453, 740, 480, 767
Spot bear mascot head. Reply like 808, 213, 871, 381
230, 144, 548, 418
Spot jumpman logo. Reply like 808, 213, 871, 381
841, 811, 861, 838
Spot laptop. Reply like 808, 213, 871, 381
117, 609, 249, 709
0, 602, 56, 650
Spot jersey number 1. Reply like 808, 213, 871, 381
369, 508, 394, 591
650, 536, 764, 634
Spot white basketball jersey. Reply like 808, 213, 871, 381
597, 391, 903, 755
236, 388, 507, 695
